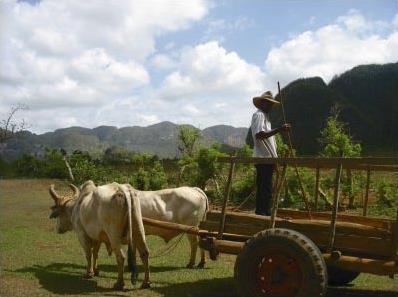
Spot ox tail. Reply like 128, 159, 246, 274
194, 187, 209, 222
124, 188, 134, 251
124, 188, 136, 275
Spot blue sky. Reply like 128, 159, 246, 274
1, 0, 398, 133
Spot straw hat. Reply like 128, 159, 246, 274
253, 91, 280, 108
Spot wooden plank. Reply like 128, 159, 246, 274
201, 218, 391, 240
143, 217, 199, 235
207, 210, 393, 230
200, 221, 391, 258
205, 211, 392, 237
323, 254, 397, 275
217, 156, 398, 167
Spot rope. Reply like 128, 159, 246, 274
148, 226, 198, 259
231, 189, 255, 211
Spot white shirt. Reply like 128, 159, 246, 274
251, 109, 278, 158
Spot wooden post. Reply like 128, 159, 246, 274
394, 180, 398, 264
327, 159, 343, 252
270, 163, 288, 229
347, 168, 354, 208
217, 159, 236, 239
363, 166, 371, 216
314, 166, 320, 211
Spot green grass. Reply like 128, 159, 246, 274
1, 179, 397, 297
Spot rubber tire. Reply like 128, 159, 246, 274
327, 266, 360, 286
234, 228, 328, 297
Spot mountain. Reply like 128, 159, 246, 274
2, 62, 398, 159
1, 122, 248, 160
272, 62, 398, 154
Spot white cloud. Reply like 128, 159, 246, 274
149, 41, 267, 127
202, 16, 253, 42
150, 54, 176, 70
159, 41, 266, 99
0, 0, 209, 132
265, 10, 398, 84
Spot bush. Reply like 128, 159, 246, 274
15, 154, 42, 177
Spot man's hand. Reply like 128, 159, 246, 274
280, 123, 291, 133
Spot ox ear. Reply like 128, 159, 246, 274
49, 184, 61, 204
69, 184, 80, 199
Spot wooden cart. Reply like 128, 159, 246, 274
143, 157, 398, 297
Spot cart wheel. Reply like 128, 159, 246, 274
327, 266, 360, 286
234, 228, 327, 297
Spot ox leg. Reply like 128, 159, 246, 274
127, 243, 139, 285
197, 246, 206, 268
137, 244, 150, 289
92, 241, 101, 276
112, 245, 126, 290
77, 231, 94, 279
186, 234, 198, 268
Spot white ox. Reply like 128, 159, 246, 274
128, 186, 208, 282
49, 181, 150, 290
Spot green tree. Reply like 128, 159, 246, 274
318, 114, 361, 157
177, 125, 200, 157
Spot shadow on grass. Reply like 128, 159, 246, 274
13, 264, 108, 295
12, 263, 397, 297
152, 277, 236, 297
327, 287, 398, 297
13, 262, 184, 295
152, 280, 398, 297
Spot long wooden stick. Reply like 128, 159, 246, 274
327, 158, 343, 252
363, 166, 371, 216
314, 166, 320, 210
270, 164, 288, 228
278, 82, 311, 217
218, 159, 236, 239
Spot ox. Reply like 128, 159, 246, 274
127, 186, 208, 283
49, 181, 150, 290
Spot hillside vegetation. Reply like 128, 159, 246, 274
1, 62, 397, 159
273, 62, 398, 154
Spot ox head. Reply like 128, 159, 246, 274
49, 184, 79, 234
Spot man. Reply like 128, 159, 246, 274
251, 91, 290, 216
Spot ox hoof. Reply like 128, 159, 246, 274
82, 271, 94, 279
140, 281, 151, 289
197, 262, 206, 269
186, 263, 195, 269
94, 269, 99, 277
112, 281, 125, 291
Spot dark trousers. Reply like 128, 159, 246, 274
255, 164, 274, 216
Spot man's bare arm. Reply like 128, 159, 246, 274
255, 123, 291, 140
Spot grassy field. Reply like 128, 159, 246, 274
0, 179, 397, 297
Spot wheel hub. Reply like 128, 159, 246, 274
256, 249, 303, 297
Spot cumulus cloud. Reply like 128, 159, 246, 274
0, 0, 209, 132
1, 3, 398, 134
265, 10, 398, 84
159, 41, 266, 99
148, 41, 267, 127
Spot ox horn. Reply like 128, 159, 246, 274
69, 184, 80, 199
49, 184, 61, 204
